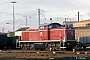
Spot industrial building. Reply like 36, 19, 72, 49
63, 19, 90, 27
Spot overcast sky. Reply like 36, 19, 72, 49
0, 0, 90, 32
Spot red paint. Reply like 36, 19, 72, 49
21, 23, 75, 42
50, 28, 66, 40
21, 30, 39, 41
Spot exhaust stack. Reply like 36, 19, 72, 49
78, 11, 79, 22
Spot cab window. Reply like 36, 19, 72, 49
49, 24, 53, 28
40, 26, 45, 30
56, 24, 60, 28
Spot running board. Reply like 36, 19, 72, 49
60, 47, 67, 48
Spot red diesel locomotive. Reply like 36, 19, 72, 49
19, 23, 76, 50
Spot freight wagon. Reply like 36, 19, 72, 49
7, 36, 19, 49
75, 27, 90, 48
19, 23, 76, 50
0, 33, 7, 49
0, 32, 20, 49
77, 36, 90, 48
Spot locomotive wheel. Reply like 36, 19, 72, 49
20, 44, 24, 50
23, 46, 27, 50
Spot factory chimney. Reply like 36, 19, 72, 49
78, 11, 79, 22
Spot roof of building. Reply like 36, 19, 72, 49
63, 20, 90, 23
63, 21, 77, 23
75, 26, 90, 29
78, 19, 90, 22
16, 27, 30, 31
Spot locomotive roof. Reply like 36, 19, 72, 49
40, 23, 62, 27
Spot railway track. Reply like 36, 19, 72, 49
0, 49, 90, 58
